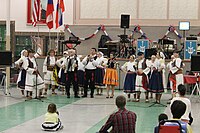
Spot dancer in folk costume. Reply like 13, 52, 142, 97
121, 55, 137, 101
43, 49, 58, 95
77, 55, 85, 95
95, 52, 107, 95
135, 52, 151, 102
24, 47, 44, 99
82, 48, 98, 98
148, 54, 165, 103
169, 50, 185, 97
63, 49, 80, 98
103, 53, 119, 98
166, 55, 175, 99
56, 50, 68, 95
15, 49, 29, 97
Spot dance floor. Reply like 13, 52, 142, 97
0, 88, 199, 133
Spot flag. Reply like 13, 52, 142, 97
46, 0, 54, 29
32, 0, 42, 27
55, 0, 65, 29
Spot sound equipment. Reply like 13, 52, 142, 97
0, 51, 12, 66
186, 36, 197, 40
145, 48, 157, 59
120, 14, 130, 29
191, 55, 200, 72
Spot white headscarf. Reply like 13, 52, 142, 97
20, 49, 27, 58
98, 51, 104, 57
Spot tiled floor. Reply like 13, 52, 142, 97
0, 88, 199, 133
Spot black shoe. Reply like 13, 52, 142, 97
67, 95, 70, 98
91, 95, 94, 98
75, 96, 80, 98
82, 95, 87, 98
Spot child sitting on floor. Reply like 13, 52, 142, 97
41, 103, 63, 131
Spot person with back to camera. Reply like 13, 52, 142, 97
170, 84, 193, 125
154, 113, 168, 133
99, 95, 137, 133
167, 100, 192, 133
41, 103, 63, 131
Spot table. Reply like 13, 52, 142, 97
184, 75, 200, 100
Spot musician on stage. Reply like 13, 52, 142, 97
43, 49, 57, 95
82, 48, 98, 98
135, 52, 150, 102
63, 49, 80, 98
56, 50, 68, 95
169, 50, 185, 97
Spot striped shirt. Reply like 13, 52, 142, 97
99, 108, 137, 133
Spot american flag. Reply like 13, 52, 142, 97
32, 0, 42, 27
55, 0, 65, 29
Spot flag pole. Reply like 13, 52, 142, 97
56, 30, 59, 55
49, 29, 51, 47
37, 25, 39, 37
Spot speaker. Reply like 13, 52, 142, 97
120, 14, 130, 29
0, 51, 12, 66
145, 48, 157, 59
191, 55, 200, 72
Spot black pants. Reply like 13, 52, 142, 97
84, 69, 95, 96
65, 71, 79, 96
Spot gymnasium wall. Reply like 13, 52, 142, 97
0, 0, 74, 32
75, 0, 200, 26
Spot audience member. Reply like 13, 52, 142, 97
170, 84, 193, 124
99, 95, 137, 133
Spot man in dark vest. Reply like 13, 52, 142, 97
63, 49, 80, 98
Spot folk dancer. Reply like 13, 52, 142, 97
63, 49, 80, 98
56, 50, 68, 95
15, 49, 28, 97
166, 55, 175, 99
103, 53, 119, 98
82, 48, 98, 98
95, 52, 107, 95
24, 47, 44, 99
148, 54, 165, 103
43, 49, 58, 95
169, 50, 185, 98
121, 55, 137, 101
135, 52, 150, 102
77, 55, 85, 95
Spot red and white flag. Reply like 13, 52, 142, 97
46, 0, 54, 29
32, 0, 42, 27
55, 0, 65, 29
